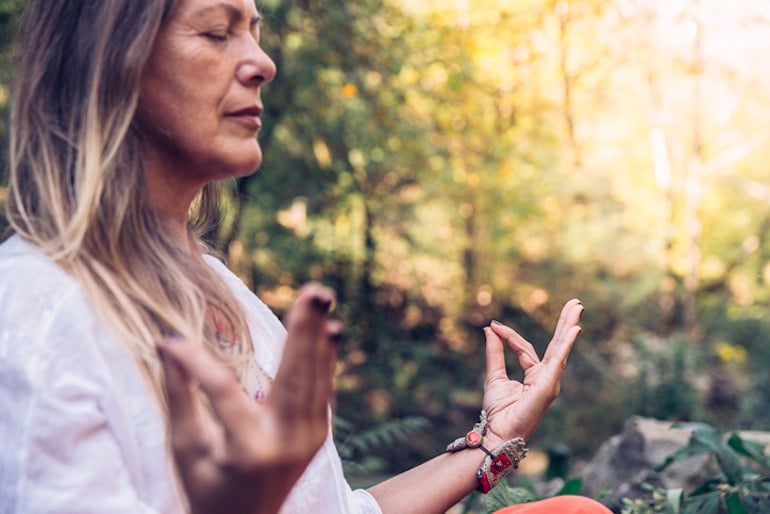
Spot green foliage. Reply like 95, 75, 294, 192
626, 423, 770, 514
0, 0, 25, 189
334, 414, 430, 476
484, 476, 540, 513
621, 485, 682, 514
483, 477, 585, 514
630, 336, 701, 422
703, 312, 770, 431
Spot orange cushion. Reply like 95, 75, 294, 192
492, 495, 612, 514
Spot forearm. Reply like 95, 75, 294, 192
367, 434, 504, 514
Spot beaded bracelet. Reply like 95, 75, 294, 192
446, 410, 529, 493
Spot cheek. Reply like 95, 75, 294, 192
140, 78, 215, 140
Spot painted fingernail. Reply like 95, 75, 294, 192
330, 329, 345, 345
311, 295, 333, 314
328, 321, 345, 345
159, 330, 183, 343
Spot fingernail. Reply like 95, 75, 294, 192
159, 331, 183, 343
330, 329, 345, 345
328, 321, 345, 345
491, 320, 503, 326
311, 295, 332, 314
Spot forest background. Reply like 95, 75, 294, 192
2, 0, 770, 486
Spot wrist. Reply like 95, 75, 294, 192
445, 410, 528, 493
481, 425, 506, 449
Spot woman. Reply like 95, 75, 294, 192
0, 0, 609, 513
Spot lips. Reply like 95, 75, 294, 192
226, 106, 263, 131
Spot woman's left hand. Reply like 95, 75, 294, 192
481, 299, 584, 444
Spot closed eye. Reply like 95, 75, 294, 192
204, 32, 228, 42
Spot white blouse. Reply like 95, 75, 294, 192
0, 235, 382, 514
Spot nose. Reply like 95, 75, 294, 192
236, 43, 277, 87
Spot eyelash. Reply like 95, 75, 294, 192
203, 25, 260, 43
204, 32, 228, 42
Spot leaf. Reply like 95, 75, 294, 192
688, 478, 723, 497
659, 424, 744, 485
484, 485, 538, 514
682, 493, 720, 514
725, 493, 749, 514
656, 440, 712, 472
670, 421, 719, 433
737, 491, 770, 514
666, 488, 683, 514
556, 478, 583, 496
727, 433, 770, 471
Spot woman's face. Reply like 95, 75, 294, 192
139, 0, 276, 193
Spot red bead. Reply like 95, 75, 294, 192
490, 454, 511, 475
466, 431, 481, 444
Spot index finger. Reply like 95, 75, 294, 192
484, 326, 508, 382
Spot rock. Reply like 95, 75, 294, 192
579, 417, 716, 508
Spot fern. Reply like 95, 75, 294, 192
334, 415, 430, 474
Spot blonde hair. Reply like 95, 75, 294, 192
6, 0, 252, 398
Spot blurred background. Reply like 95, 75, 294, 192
2, 0, 770, 492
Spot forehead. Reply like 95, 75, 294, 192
172, 0, 260, 20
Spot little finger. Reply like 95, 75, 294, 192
159, 341, 211, 462
158, 337, 255, 445
551, 299, 583, 344
544, 301, 583, 362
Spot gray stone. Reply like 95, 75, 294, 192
579, 417, 717, 508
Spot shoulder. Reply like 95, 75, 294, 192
0, 235, 90, 330
0, 234, 83, 294
0, 235, 92, 326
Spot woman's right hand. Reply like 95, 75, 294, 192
157, 283, 342, 514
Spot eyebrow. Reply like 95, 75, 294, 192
194, 2, 262, 27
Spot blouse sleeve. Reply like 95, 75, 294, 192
0, 267, 178, 513
351, 489, 385, 513
0, 360, 161, 513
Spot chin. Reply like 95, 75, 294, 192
223, 147, 263, 178
233, 164, 261, 178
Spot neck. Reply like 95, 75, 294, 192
143, 151, 206, 250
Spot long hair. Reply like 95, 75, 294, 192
6, 0, 253, 400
